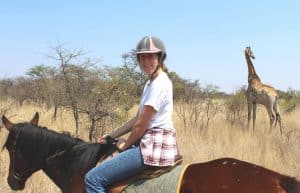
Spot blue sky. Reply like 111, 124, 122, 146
1, 1, 299, 93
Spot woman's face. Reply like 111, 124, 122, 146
138, 53, 159, 76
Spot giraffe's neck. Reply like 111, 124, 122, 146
245, 52, 261, 84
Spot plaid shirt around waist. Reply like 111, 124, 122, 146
140, 128, 179, 166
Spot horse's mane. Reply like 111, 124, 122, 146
3, 122, 84, 159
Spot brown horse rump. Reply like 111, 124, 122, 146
119, 158, 300, 193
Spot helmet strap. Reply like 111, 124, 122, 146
150, 64, 161, 81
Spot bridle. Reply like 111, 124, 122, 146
9, 130, 36, 183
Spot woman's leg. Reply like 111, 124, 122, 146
85, 146, 147, 193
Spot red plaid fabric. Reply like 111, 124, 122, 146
140, 128, 179, 166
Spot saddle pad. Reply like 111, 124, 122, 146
122, 164, 186, 193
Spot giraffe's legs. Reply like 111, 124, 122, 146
275, 113, 282, 135
273, 101, 282, 135
268, 107, 275, 133
252, 103, 257, 131
247, 102, 252, 130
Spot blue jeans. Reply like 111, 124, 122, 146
85, 146, 147, 193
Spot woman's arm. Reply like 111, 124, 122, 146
118, 105, 156, 151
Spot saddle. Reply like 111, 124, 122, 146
108, 155, 183, 193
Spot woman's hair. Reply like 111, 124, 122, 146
158, 53, 168, 73
160, 63, 168, 73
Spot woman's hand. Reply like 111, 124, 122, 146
97, 134, 109, 144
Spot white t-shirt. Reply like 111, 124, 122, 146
138, 71, 174, 130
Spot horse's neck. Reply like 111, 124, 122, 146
42, 166, 66, 189
39, 144, 84, 189
41, 143, 107, 192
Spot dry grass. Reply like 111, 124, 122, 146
0, 101, 299, 192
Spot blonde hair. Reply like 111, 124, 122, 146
160, 63, 169, 74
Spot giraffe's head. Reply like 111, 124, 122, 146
245, 46, 255, 59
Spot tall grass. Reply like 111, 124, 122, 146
0, 101, 299, 192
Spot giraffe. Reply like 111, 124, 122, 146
244, 46, 282, 134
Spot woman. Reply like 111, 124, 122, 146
85, 35, 179, 193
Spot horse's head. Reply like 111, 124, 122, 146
2, 112, 40, 190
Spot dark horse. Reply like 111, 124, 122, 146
2, 112, 117, 193
2, 113, 300, 193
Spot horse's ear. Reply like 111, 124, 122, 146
30, 112, 39, 126
2, 115, 14, 131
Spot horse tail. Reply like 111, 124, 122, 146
280, 176, 300, 193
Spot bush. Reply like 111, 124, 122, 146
279, 88, 297, 115
225, 90, 247, 127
